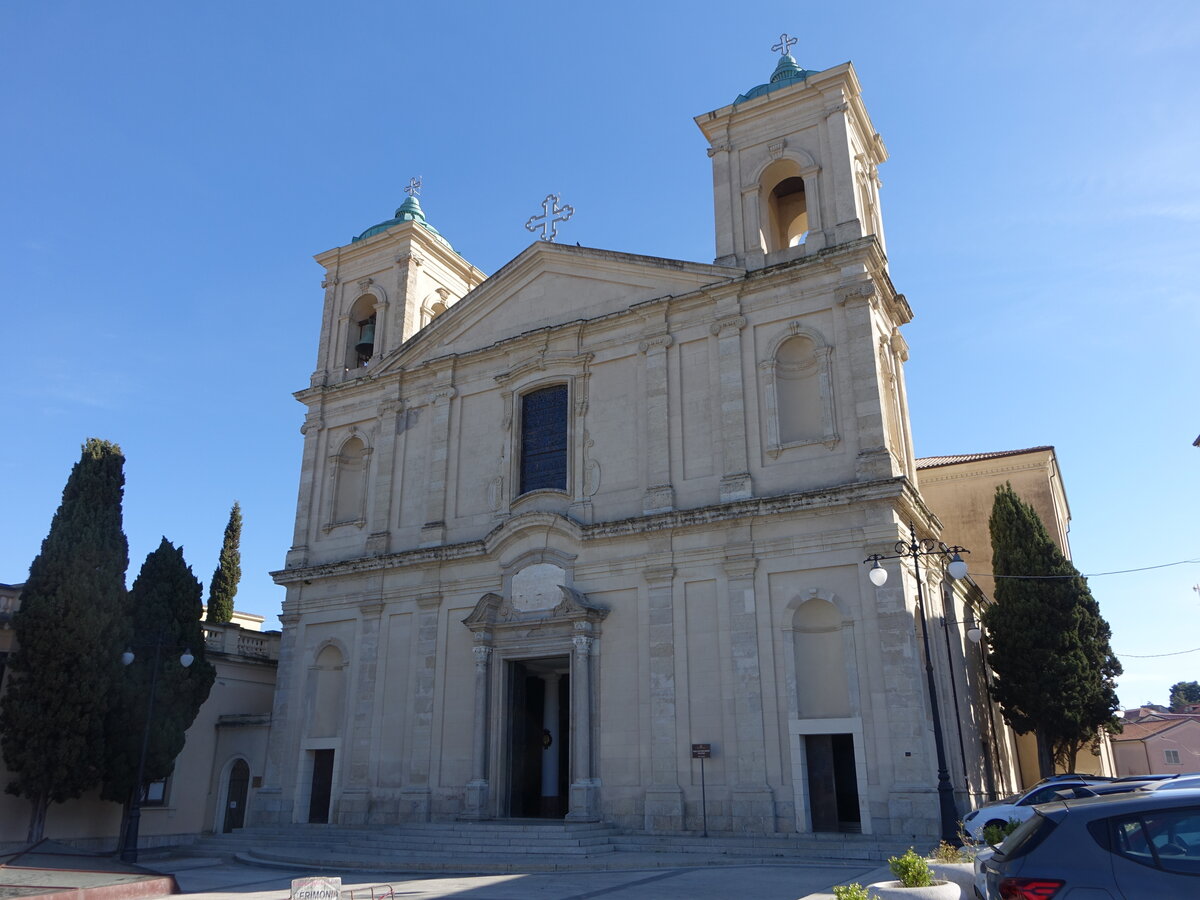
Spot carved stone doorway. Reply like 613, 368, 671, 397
507, 657, 570, 818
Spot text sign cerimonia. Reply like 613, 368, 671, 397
691, 743, 712, 759
292, 877, 341, 900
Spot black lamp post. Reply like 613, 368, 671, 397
864, 521, 970, 845
119, 638, 193, 863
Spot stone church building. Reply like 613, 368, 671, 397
253, 50, 1007, 839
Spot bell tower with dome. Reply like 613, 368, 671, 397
696, 40, 888, 270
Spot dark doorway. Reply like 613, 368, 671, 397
507, 657, 569, 818
805, 733, 861, 833
308, 749, 334, 823
223, 759, 250, 833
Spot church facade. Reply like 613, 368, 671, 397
253, 51, 1007, 839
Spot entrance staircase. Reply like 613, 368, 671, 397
181, 821, 915, 873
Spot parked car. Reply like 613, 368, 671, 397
962, 777, 1117, 840
980, 788, 1200, 898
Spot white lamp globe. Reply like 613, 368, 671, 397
966, 627, 983, 644
868, 563, 888, 587
947, 554, 968, 580
180, 649, 195, 668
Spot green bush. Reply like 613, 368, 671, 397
929, 839, 969, 863
832, 884, 870, 900
982, 818, 1021, 846
888, 847, 934, 888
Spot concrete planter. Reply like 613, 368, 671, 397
867, 880, 961, 900
928, 862, 975, 895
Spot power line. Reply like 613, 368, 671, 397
1116, 646, 1200, 659
983, 559, 1200, 580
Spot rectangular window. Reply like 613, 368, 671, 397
520, 385, 568, 494
1165, 749, 1181, 765
142, 778, 168, 806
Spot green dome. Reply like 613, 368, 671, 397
352, 195, 452, 248
733, 54, 819, 105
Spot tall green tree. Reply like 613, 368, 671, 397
1169, 681, 1200, 711
205, 502, 241, 623
982, 483, 1122, 777
103, 540, 216, 817
0, 439, 129, 841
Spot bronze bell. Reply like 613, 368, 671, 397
355, 321, 375, 357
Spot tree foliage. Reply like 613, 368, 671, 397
982, 483, 1122, 776
103, 539, 216, 804
1169, 681, 1200, 712
0, 439, 129, 840
205, 502, 241, 624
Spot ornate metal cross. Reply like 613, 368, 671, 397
525, 193, 574, 242
772, 33, 797, 56
405, 176, 422, 197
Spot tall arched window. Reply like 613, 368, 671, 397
771, 176, 808, 248
520, 385, 568, 494
345, 295, 378, 368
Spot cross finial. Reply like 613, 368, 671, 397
771, 33, 797, 57
405, 176, 422, 198
525, 193, 575, 242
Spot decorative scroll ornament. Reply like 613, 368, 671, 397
525, 193, 575, 242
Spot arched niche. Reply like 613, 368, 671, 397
791, 597, 851, 719
326, 433, 371, 530
759, 322, 838, 457
307, 642, 347, 739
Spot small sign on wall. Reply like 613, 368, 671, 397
292, 877, 341, 900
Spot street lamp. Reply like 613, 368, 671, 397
119, 638, 193, 863
864, 521, 970, 845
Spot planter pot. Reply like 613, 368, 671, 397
928, 862, 975, 894
867, 880, 961, 900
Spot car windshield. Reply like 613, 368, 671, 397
995, 811, 1057, 857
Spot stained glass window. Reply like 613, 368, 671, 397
520, 385, 568, 493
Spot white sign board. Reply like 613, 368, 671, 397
292, 877, 341, 900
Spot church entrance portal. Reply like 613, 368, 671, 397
805, 733, 861, 833
507, 657, 570, 818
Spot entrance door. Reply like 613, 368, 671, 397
507, 657, 569, 818
308, 749, 335, 823
222, 759, 250, 833
806, 734, 860, 833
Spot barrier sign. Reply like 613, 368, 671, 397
292, 877, 341, 900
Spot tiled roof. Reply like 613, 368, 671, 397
916, 446, 1055, 470
1112, 720, 1188, 742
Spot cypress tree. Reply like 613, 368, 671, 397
0, 439, 129, 841
103, 539, 216, 811
982, 483, 1122, 776
205, 502, 241, 624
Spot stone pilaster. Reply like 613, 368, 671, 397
723, 552, 775, 833
401, 594, 440, 821
339, 601, 384, 824
250, 611, 301, 825
567, 633, 600, 821
639, 333, 674, 513
643, 565, 683, 831
711, 315, 752, 502
367, 400, 402, 556
420, 386, 456, 546
462, 644, 492, 819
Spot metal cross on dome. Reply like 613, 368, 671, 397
525, 193, 575, 242
772, 33, 798, 56
405, 176, 422, 197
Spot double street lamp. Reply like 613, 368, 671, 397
118, 638, 194, 863
864, 522, 970, 845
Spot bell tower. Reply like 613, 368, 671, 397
695, 41, 888, 270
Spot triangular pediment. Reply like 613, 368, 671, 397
461, 585, 609, 634
376, 243, 740, 374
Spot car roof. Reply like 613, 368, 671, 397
1053, 786, 1200, 816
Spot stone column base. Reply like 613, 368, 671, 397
644, 786, 684, 832
337, 788, 370, 825
460, 780, 489, 820
566, 780, 601, 822
731, 786, 776, 834
247, 787, 288, 826
400, 785, 432, 822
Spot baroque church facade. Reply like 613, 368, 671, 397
253, 50, 1005, 839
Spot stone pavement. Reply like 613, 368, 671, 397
145, 855, 896, 900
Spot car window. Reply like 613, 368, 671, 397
1112, 807, 1200, 875
1021, 783, 1081, 805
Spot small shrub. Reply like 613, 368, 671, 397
982, 818, 1021, 846
888, 847, 934, 888
832, 884, 870, 900
929, 839, 969, 863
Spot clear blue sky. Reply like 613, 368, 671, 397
2, 2, 1197, 711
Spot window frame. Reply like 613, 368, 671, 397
517, 383, 570, 496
